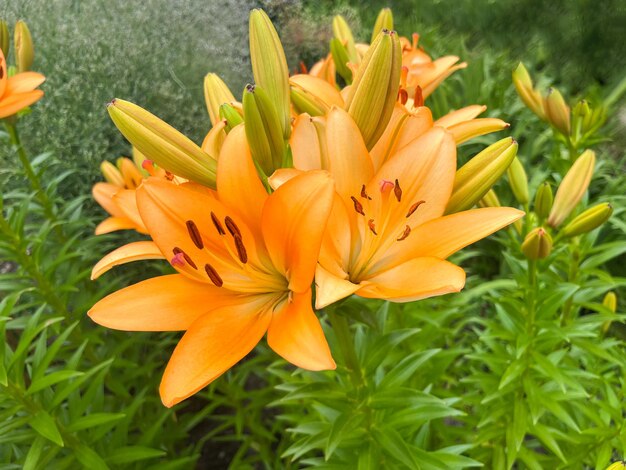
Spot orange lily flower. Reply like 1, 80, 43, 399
273, 107, 523, 308
89, 126, 336, 407
0, 48, 44, 119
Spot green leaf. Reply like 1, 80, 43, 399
325, 412, 360, 460
67, 413, 126, 432
23, 436, 46, 470
106, 446, 167, 465
26, 370, 84, 395
28, 410, 63, 447
74, 444, 109, 470
379, 348, 441, 389
371, 427, 420, 469
531, 423, 566, 463
498, 358, 526, 390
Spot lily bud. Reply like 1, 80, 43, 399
548, 149, 595, 227
289, 74, 345, 117
446, 137, 518, 214
507, 157, 529, 205
534, 182, 553, 220
14, 20, 34, 73
0, 20, 9, 60
345, 29, 401, 150
242, 84, 285, 177
521, 227, 552, 260
478, 189, 501, 208
203, 73, 236, 126
100, 161, 124, 187
107, 99, 216, 188
601, 291, 617, 333
371, 8, 393, 43
560, 202, 613, 238
544, 87, 571, 135
332, 15, 359, 64
132, 147, 150, 177
219, 103, 243, 132
330, 38, 353, 84
512, 63, 545, 120
249, 9, 291, 139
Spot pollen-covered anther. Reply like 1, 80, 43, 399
350, 196, 365, 216
398, 88, 408, 105
368, 219, 377, 235
210, 212, 226, 235
397, 225, 411, 241
224, 216, 242, 238
233, 235, 248, 263
173, 247, 198, 270
414, 86, 424, 108
186, 220, 204, 249
204, 263, 224, 287
170, 252, 185, 267
406, 200, 425, 218
394, 179, 402, 202
361, 184, 372, 200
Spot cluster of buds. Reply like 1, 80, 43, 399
0, 19, 34, 73
513, 63, 608, 151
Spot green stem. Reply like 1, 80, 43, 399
561, 245, 580, 325
526, 259, 537, 333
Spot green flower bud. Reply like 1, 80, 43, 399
534, 182, 553, 220
332, 15, 359, 64
345, 29, 401, 150
521, 227, 552, 260
14, 20, 34, 73
446, 137, 518, 214
371, 8, 393, 43
544, 87, 571, 136
602, 291, 618, 333
478, 189, 501, 208
219, 103, 244, 132
203, 73, 236, 126
249, 9, 291, 139
0, 20, 9, 61
507, 157, 529, 205
559, 202, 613, 238
330, 37, 353, 84
242, 84, 285, 177
512, 63, 545, 120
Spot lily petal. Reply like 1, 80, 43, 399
5, 72, 46, 94
262, 171, 335, 293
290, 114, 323, 171
113, 189, 146, 232
91, 241, 164, 280
92, 182, 125, 218
314, 264, 361, 309
159, 296, 272, 407
0, 90, 44, 119
88, 274, 229, 331
357, 257, 466, 302
434, 105, 486, 128
94, 216, 138, 235
268, 289, 336, 371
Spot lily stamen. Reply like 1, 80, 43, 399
173, 247, 197, 269
394, 179, 402, 202
406, 200, 426, 218
210, 211, 226, 235
224, 216, 242, 237
350, 196, 365, 216
186, 220, 204, 249
204, 264, 224, 287
397, 225, 411, 241
368, 219, 377, 235
233, 235, 248, 263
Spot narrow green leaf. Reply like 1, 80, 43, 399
371, 427, 420, 469
28, 410, 63, 447
67, 413, 126, 432
27, 370, 84, 395
74, 444, 109, 470
106, 446, 167, 465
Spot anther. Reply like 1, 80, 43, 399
224, 216, 241, 238
394, 179, 402, 202
204, 264, 224, 287
406, 200, 425, 217
210, 212, 226, 235
173, 247, 197, 270
368, 219, 377, 235
361, 184, 372, 200
186, 220, 204, 249
398, 88, 408, 105
414, 86, 424, 108
233, 235, 248, 263
350, 196, 365, 216
397, 225, 411, 241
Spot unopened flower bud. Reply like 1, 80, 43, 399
521, 227, 552, 260
544, 87, 571, 135
512, 63, 545, 120
560, 202, 613, 238
371, 8, 393, 43
478, 189, 501, 208
332, 15, 359, 64
0, 20, 9, 60
602, 291, 618, 333
14, 20, 34, 73
100, 161, 124, 187
132, 147, 150, 177
249, 9, 291, 139
345, 29, 401, 150
219, 103, 244, 132
289, 74, 345, 117
548, 149, 595, 227
330, 37, 353, 84
242, 84, 285, 177
107, 99, 216, 188
534, 182, 553, 220
446, 137, 518, 214
203, 73, 236, 126
507, 157, 529, 205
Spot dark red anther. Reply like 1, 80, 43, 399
414, 86, 424, 107
204, 264, 223, 287
186, 220, 204, 249
210, 212, 226, 235
173, 247, 198, 269
361, 184, 372, 200
224, 216, 242, 238
398, 88, 408, 105
368, 219, 377, 235
394, 179, 402, 202
350, 196, 365, 216
299, 61, 308, 74
406, 200, 425, 218
233, 235, 248, 263
397, 225, 411, 241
